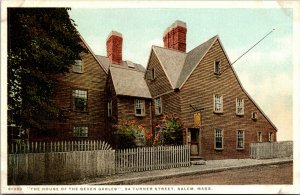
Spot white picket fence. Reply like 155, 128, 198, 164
115, 145, 190, 173
250, 141, 293, 159
8, 140, 191, 184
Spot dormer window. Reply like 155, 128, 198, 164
214, 60, 221, 75
73, 60, 84, 73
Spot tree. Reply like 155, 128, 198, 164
8, 8, 87, 134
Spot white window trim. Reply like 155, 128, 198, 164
236, 130, 245, 149
257, 131, 262, 143
214, 60, 221, 75
155, 97, 162, 115
135, 99, 145, 116
213, 94, 223, 113
108, 100, 112, 117
252, 111, 258, 120
214, 128, 224, 150
236, 97, 244, 115
268, 132, 274, 142
73, 126, 88, 138
73, 60, 84, 73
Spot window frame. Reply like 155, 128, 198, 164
236, 130, 245, 149
214, 128, 224, 150
73, 126, 88, 138
72, 89, 88, 112
268, 132, 274, 142
155, 97, 162, 115
214, 60, 221, 75
257, 131, 262, 142
252, 111, 258, 120
236, 97, 244, 116
134, 99, 145, 116
73, 60, 84, 73
213, 94, 223, 113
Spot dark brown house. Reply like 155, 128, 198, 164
30, 20, 277, 159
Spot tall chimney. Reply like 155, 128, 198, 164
163, 20, 187, 52
106, 31, 123, 64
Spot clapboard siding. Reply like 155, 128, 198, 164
36, 40, 108, 142
180, 39, 277, 160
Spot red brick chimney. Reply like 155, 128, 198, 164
106, 31, 123, 64
163, 20, 187, 52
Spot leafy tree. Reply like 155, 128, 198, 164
8, 8, 86, 134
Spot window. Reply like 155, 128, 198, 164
257, 131, 262, 142
73, 126, 88, 137
252, 112, 258, 120
135, 99, 145, 116
213, 94, 223, 113
269, 132, 274, 142
236, 98, 244, 115
215, 128, 223, 149
236, 130, 245, 149
155, 97, 162, 115
151, 68, 156, 80
73, 60, 84, 73
72, 89, 87, 112
108, 100, 112, 117
214, 60, 221, 75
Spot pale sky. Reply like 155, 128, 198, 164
69, 7, 293, 141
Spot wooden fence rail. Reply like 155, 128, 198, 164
250, 141, 293, 159
115, 145, 190, 173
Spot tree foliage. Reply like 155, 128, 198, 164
8, 8, 86, 131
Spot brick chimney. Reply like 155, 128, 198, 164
163, 20, 187, 52
106, 31, 123, 64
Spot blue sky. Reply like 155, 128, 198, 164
68, 8, 293, 141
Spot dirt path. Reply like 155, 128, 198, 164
139, 162, 293, 185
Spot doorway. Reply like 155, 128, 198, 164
187, 128, 200, 156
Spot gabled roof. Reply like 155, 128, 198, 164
152, 46, 186, 89
151, 35, 218, 89
109, 65, 152, 99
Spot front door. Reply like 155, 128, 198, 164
187, 128, 200, 156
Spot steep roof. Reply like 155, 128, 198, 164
110, 65, 152, 99
151, 35, 218, 89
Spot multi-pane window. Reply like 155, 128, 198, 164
252, 112, 258, 120
135, 99, 145, 116
237, 130, 245, 149
73, 60, 84, 73
236, 98, 244, 115
214, 94, 223, 113
155, 97, 162, 115
214, 60, 221, 75
73, 126, 88, 137
215, 128, 223, 149
269, 132, 274, 142
257, 131, 262, 142
108, 100, 112, 117
72, 90, 87, 112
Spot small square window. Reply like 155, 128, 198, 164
155, 97, 162, 115
214, 60, 221, 75
236, 98, 244, 115
72, 89, 87, 112
73, 60, 84, 73
74, 126, 88, 138
135, 99, 145, 116
237, 130, 245, 149
252, 112, 258, 120
214, 94, 223, 113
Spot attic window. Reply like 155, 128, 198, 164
151, 68, 156, 80
73, 60, 84, 73
252, 112, 258, 120
236, 98, 244, 115
214, 60, 221, 75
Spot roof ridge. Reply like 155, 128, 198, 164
187, 35, 218, 54
110, 64, 145, 73
152, 45, 187, 54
